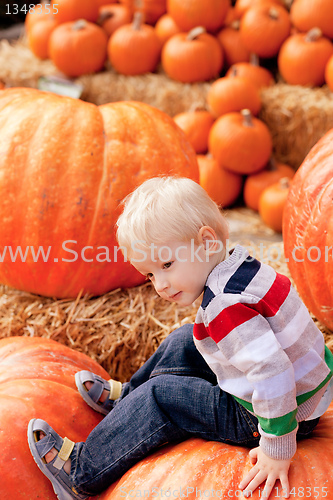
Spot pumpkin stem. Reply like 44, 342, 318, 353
305, 27, 323, 42
72, 19, 88, 31
279, 177, 290, 190
97, 9, 114, 25
230, 20, 240, 30
241, 109, 254, 127
132, 11, 143, 30
249, 53, 259, 66
269, 7, 279, 20
187, 26, 206, 40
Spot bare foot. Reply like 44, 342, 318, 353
84, 381, 108, 403
38, 431, 71, 475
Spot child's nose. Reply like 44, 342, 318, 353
155, 275, 169, 293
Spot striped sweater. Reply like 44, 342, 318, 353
193, 245, 333, 460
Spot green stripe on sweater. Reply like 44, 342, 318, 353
234, 396, 298, 436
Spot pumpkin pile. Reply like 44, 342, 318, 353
23, 0, 333, 233
173, 96, 294, 233
24, 0, 333, 88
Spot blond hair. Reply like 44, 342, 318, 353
116, 176, 229, 254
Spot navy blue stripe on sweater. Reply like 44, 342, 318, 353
223, 257, 261, 294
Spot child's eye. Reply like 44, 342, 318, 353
163, 262, 173, 270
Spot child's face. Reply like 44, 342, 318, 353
130, 230, 222, 307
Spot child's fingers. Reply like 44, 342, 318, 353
249, 447, 259, 464
240, 469, 267, 497
238, 464, 259, 491
280, 473, 290, 498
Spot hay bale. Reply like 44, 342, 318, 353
77, 69, 210, 116
0, 282, 199, 382
260, 83, 333, 169
0, 38, 56, 88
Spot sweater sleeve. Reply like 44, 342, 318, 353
202, 301, 299, 460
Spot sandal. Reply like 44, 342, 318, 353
75, 370, 122, 415
27, 418, 87, 500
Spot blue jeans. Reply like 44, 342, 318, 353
70, 324, 319, 496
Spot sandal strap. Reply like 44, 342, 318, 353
87, 378, 105, 402
35, 433, 57, 458
53, 437, 75, 470
109, 379, 122, 400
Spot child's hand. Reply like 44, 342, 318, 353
238, 446, 291, 499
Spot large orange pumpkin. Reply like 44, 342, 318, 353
97, 407, 333, 500
0, 336, 107, 499
283, 128, 333, 331
3, 337, 333, 500
0, 88, 198, 298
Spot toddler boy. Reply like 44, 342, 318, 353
28, 176, 333, 500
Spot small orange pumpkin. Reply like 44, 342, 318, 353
244, 158, 294, 212
107, 12, 162, 76
167, 0, 230, 33
25, 3, 57, 30
217, 20, 251, 70
27, 15, 58, 59
173, 110, 215, 154
208, 109, 272, 175
98, 4, 132, 38
240, 3, 291, 59
290, 0, 333, 40
154, 14, 181, 46
278, 28, 333, 86
234, 0, 284, 18
52, 0, 99, 23
198, 154, 243, 207
119, 0, 167, 25
96, 0, 117, 6
325, 54, 333, 92
162, 27, 223, 83
258, 177, 290, 232
225, 54, 274, 89
49, 19, 108, 77
207, 75, 261, 118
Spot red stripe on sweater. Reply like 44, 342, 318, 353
194, 272, 291, 343
255, 272, 291, 317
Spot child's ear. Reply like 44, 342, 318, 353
198, 226, 220, 255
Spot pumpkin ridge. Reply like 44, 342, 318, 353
301, 178, 333, 318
